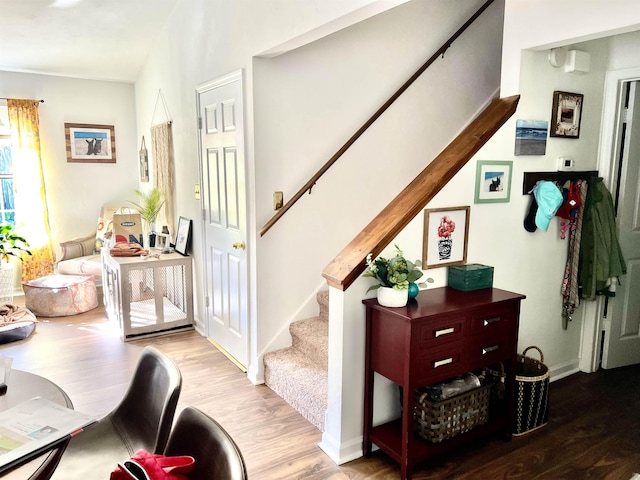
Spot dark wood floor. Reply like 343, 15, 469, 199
2, 298, 639, 479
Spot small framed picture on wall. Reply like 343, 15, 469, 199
65, 123, 116, 163
550, 91, 583, 138
422, 206, 470, 269
474, 160, 513, 204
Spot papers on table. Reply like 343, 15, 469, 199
0, 396, 94, 473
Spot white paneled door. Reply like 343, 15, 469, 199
197, 71, 248, 369
603, 80, 640, 369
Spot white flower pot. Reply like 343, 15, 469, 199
377, 286, 408, 308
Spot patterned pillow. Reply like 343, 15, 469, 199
58, 234, 95, 262
94, 218, 111, 253
94, 206, 119, 253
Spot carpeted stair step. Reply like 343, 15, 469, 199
316, 290, 329, 321
290, 317, 327, 369
264, 347, 327, 431
263, 290, 330, 431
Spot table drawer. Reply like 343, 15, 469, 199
418, 314, 466, 349
467, 333, 512, 369
469, 304, 512, 337
414, 340, 467, 385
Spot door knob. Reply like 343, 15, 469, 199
232, 241, 246, 250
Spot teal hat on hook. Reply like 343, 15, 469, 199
532, 181, 563, 231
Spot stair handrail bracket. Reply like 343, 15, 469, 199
322, 95, 520, 291
258, 0, 496, 237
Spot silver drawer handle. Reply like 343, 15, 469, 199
482, 345, 499, 355
483, 317, 501, 327
433, 357, 453, 368
435, 327, 455, 337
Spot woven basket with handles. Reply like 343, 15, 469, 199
513, 346, 550, 436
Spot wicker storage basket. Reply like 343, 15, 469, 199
414, 383, 491, 443
513, 346, 550, 436
481, 363, 506, 412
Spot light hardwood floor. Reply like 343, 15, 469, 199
2, 297, 639, 479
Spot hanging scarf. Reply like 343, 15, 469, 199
561, 180, 587, 329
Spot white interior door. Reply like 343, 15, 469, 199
196, 71, 249, 369
602, 80, 640, 369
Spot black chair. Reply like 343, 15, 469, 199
164, 406, 248, 480
47, 346, 182, 479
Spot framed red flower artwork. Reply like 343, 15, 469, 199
422, 206, 470, 268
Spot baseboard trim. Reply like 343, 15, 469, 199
549, 359, 579, 382
247, 363, 263, 386
319, 432, 362, 465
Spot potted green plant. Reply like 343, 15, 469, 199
129, 188, 165, 232
0, 224, 32, 304
362, 244, 433, 307
0, 224, 32, 264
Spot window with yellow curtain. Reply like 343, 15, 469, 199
7, 99, 54, 281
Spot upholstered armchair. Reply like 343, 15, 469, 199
53, 207, 118, 284
54, 233, 102, 281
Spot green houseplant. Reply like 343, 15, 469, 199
0, 224, 32, 264
0, 224, 31, 304
129, 188, 165, 230
362, 244, 433, 307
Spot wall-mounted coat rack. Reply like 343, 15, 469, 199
522, 171, 599, 194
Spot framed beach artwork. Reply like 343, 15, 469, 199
515, 120, 548, 155
474, 160, 513, 204
422, 206, 470, 269
550, 91, 583, 138
65, 123, 116, 163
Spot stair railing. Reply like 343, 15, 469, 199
321, 95, 519, 291
258, 0, 496, 237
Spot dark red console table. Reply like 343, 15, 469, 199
363, 287, 525, 480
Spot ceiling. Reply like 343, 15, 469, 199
0, 0, 179, 82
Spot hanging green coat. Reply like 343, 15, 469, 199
580, 177, 627, 300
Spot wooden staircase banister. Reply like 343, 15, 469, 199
321, 94, 520, 291
258, 0, 496, 237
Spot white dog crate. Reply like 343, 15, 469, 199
102, 250, 194, 340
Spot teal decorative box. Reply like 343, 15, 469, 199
448, 264, 494, 291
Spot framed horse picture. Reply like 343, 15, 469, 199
65, 123, 116, 163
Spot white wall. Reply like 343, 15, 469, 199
132, 0, 506, 462
424, 0, 640, 383
608, 30, 640, 70
258, 0, 504, 462
3, 0, 639, 467
134, 0, 393, 333
254, 0, 503, 374
5, 0, 639, 466
325, 0, 640, 464
454, 39, 609, 374
0, 72, 139, 248
501, 0, 640, 96
134, 0, 504, 464
491, 0, 640, 372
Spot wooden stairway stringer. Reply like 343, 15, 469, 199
321, 94, 520, 291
